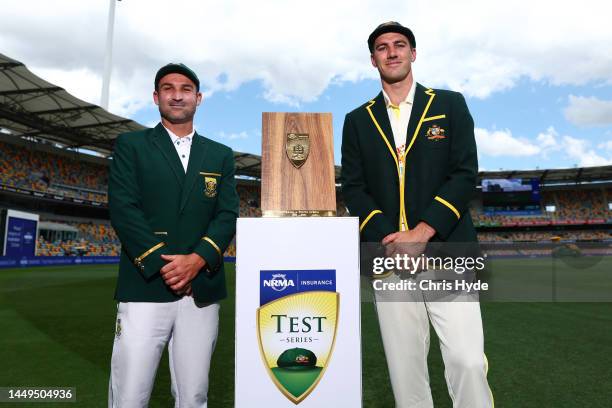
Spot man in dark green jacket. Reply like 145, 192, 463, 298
108, 63, 238, 407
341, 23, 493, 407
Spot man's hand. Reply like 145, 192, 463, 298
160, 253, 206, 294
382, 222, 436, 261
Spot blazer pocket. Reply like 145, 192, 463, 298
199, 172, 222, 200
422, 121, 449, 149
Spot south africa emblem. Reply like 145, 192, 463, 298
204, 177, 217, 198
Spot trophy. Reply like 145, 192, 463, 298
261, 112, 336, 216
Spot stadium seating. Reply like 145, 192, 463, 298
36, 219, 120, 256
0, 142, 108, 202
3, 140, 611, 257
472, 188, 612, 226
477, 230, 612, 242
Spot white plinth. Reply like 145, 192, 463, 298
235, 217, 362, 407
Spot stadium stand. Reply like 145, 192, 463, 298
2, 136, 611, 257
478, 230, 612, 243
35, 217, 120, 256
0, 141, 108, 203
1, 146, 610, 257
4, 138, 610, 229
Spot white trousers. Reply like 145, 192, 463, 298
374, 275, 494, 408
108, 296, 219, 408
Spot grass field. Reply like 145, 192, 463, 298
1, 260, 611, 407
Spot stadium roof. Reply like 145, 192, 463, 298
477, 166, 612, 184
0, 53, 145, 155
0, 53, 330, 180
0, 53, 341, 180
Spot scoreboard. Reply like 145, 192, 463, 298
481, 178, 541, 214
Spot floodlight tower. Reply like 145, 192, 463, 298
100, 0, 120, 110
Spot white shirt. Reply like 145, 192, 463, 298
382, 79, 417, 153
164, 125, 195, 173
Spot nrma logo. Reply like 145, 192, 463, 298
263, 273, 295, 292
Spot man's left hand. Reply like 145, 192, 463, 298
382, 222, 436, 260
160, 253, 206, 293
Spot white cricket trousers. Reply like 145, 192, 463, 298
108, 296, 220, 408
374, 275, 494, 408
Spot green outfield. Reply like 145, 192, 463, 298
1, 260, 611, 407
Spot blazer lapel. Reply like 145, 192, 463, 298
179, 133, 207, 212
404, 83, 435, 157
151, 123, 185, 185
366, 92, 398, 167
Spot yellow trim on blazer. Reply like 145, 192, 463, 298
366, 99, 404, 230
365, 89, 437, 232
365, 100, 399, 169
422, 114, 446, 122
400, 88, 437, 230
199, 172, 222, 177
135, 242, 165, 263
360, 210, 383, 232
434, 195, 460, 219
202, 236, 222, 258
402, 88, 436, 161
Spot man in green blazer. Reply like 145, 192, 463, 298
341, 23, 493, 407
108, 63, 239, 407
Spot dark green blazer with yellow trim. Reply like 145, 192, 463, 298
341, 83, 478, 243
108, 123, 239, 303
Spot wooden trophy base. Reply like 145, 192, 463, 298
261, 112, 336, 216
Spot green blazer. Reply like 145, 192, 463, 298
108, 123, 239, 303
341, 83, 478, 243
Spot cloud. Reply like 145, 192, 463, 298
563, 135, 610, 167
1, 0, 611, 116
534, 126, 562, 159
476, 125, 611, 167
564, 95, 612, 126
475, 128, 540, 157
598, 140, 612, 152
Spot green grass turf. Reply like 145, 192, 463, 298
0, 260, 611, 407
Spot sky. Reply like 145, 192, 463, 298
1, 0, 611, 171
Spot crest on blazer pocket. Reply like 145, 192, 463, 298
204, 177, 218, 198
426, 124, 447, 141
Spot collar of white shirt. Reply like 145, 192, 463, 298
163, 125, 195, 146
382, 79, 417, 108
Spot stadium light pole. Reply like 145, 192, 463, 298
101, 0, 120, 111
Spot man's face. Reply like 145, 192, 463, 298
153, 73, 202, 124
370, 32, 416, 84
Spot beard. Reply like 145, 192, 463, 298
380, 65, 411, 85
159, 103, 196, 124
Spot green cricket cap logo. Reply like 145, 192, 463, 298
277, 348, 318, 370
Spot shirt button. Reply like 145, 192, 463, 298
182, 155, 185, 158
